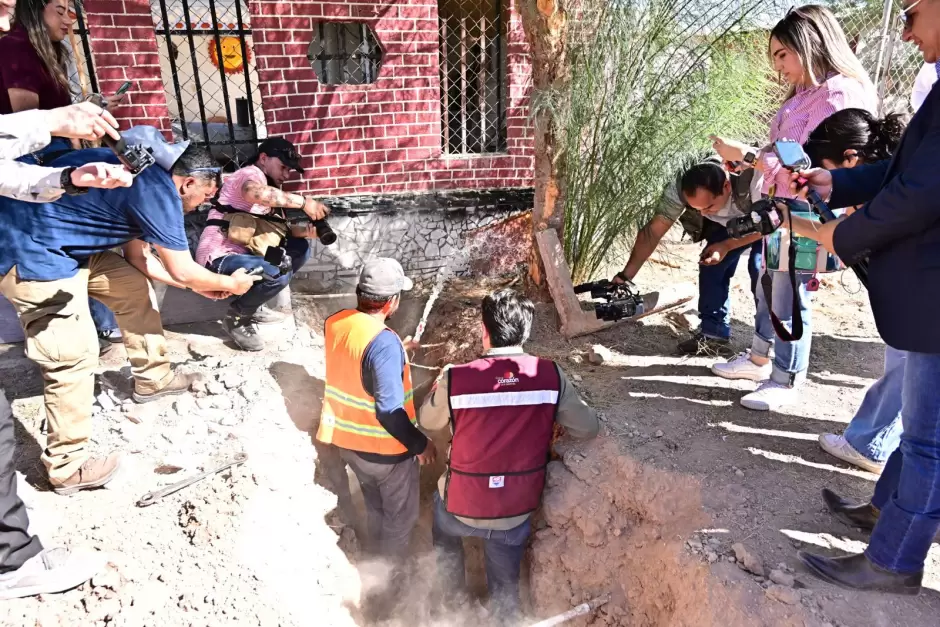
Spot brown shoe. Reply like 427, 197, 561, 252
51, 453, 122, 496
132, 371, 200, 404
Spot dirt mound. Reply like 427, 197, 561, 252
530, 439, 763, 627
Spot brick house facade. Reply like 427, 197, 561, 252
81, 0, 535, 197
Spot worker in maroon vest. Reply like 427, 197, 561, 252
418, 289, 599, 620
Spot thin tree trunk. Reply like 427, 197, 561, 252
515, 0, 569, 293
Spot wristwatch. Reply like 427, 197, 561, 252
742, 150, 757, 165
60, 167, 88, 196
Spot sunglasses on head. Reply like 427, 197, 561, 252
188, 166, 222, 186
899, 0, 923, 31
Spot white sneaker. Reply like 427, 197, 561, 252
0, 547, 105, 600
740, 380, 798, 411
711, 352, 772, 382
818, 434, 886, 474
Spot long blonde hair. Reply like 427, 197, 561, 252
769, 5, 873, 100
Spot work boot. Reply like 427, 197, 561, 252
223, 314, 264, 352
676, 333, 733, 357
132, 370, 200, 404
51, 453, 122, 496
250, 305, 288, 325
0, 547, 106, 600
98, 328, 123, 343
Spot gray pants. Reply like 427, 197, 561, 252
339, 450, 419, 560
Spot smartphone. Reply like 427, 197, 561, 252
773, 139, 811, 171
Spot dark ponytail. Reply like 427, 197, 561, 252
804, 108, 907, 167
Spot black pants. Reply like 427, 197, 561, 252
0, 395, 42, 573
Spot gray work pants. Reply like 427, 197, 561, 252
339, 450, 419, 560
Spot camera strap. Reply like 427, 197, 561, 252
760, 209, 804, 342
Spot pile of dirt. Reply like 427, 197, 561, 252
529, 438, 739, 626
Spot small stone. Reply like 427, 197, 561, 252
735, 469, 745, 477
174, 395, 197, 416
207, 381, 226, 396
123, 404, 160, 425
209, 396, 232, 411
221, 371, 244, 390
769, 569, 795, 587
655, 430, 664, 438
588, 345, 612, 365
568, 353, 584, 365
765, 584, 801, 605
191, 379, 208, 395
727, 556, 737, 563
96, 392, 116, 412
195, 397, 214, 411
572, 374, 583, 382
732, 543, 764, 576
220, 414, 240, 427
706, 551, 718, 564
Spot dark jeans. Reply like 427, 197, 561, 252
432, 491, 531, 619
338, 449, 419, 560
208, 237, 310, 317
866, 351, 940, 574
89, 298, 118, 333
698, 227, 762, 340
0, 395, 42, 573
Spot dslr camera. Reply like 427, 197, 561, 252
725, 196, 811, 239
573, 279, 645, 322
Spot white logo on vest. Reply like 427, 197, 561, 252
496, 371, 519, 386
489, 475, 505, 488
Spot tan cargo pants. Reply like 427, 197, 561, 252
0, 252, 173, 482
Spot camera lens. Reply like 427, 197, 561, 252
312, 219, 337, 246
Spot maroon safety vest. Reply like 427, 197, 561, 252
444, 354, 560, 519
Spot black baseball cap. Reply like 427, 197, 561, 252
257, 137, 304, 173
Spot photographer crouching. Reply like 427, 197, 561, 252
612, 156, 763, 355
195, 137, 330, 351
779, 0, 940, 594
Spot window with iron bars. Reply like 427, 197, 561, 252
438, 0, 507, 155
307, 22, 383, 85
150, 0, 265, 170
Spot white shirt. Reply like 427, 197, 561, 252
910, 62, 939, 113
0, 109, 67, 202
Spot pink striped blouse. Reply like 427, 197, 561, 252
761, 73, 877, 196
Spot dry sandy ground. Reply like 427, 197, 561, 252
0, 226, 937, 626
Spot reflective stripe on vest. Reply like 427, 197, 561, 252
316, 309, 416, 455
444, 355, 559, 519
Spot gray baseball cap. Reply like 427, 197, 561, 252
357, 258, 413, 297
122, 125, 190, 171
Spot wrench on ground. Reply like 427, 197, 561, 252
136, 452, 248, 507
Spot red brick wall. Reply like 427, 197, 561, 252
81, 0, 534, 194
83, 0, 172, 133
250, 0, 534, 195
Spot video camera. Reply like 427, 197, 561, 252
100, 134, 155, 175
573, 279, 645, 322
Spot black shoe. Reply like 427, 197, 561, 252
98, 338, 112, 357
797, 551, 921, 595
223, 315, 264, 352
676, 333, 732, 357
822, 488, 879, 531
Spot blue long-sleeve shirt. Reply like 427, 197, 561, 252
356, 329, 428, 464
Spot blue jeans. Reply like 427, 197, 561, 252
752, 268, 814, 386
844, 347, 905, 463
699, 228, 762, 340
432, 491, 531, 619
208, 237, 310, 317
89, 298, 118, 333
866, 351, 940, 574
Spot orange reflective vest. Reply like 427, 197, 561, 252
316, 309, 416, 455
